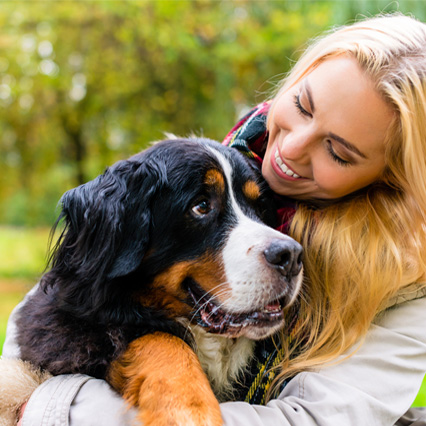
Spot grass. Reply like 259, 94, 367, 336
0, 226, 49, 353
0, 226, 425, 406
0, 226, 52, 280
0, 279, 30, 354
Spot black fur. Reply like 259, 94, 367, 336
16, 138, 276, 378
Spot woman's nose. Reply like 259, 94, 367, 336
281, 129, 313, 163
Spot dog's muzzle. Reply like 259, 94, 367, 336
189, 228, 304, 339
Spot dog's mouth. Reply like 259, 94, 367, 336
186, 279, 286, 336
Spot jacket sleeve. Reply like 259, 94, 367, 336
19, 374, 138, 426
4, 294, 426, 426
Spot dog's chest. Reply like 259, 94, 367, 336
191, 325, 255, 401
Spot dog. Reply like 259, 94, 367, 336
4, 138, 303, 426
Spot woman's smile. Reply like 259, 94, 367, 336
271, 146, 303, 180
262, 55, 394, 201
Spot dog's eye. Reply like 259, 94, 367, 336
191, 199, 212, 217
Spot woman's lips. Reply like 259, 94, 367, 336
271, 147, 303, 180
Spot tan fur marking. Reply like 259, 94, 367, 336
143, 261, 194, 317
188, 254, 229, 299
205, 169, 225, 195
108, 333, 222, 426
142, 254, 227, 318
243, 180, 261, 200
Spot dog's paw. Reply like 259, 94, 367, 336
0, 358, 52, 426
108, 332, 223, 426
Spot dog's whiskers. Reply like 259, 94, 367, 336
188, 283, 231, 323
183, 283, 231, 341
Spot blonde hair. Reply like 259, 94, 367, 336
269, 14, 426, 393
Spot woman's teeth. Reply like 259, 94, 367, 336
275, 150, 301, 178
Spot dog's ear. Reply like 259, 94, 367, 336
57, 157, 165, 281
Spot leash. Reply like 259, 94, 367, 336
233, 305, 301, 405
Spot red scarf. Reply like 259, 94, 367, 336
223, 102, 297, 234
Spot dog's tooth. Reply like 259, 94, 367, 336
263, 301, 281, 313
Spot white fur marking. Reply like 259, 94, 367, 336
206, 146, 302, 314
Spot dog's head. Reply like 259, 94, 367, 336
47, 138, 303, 340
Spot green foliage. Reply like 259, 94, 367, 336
0, 226, 50, 279
0, 226, 49, 355
0, 287, 27, 355
2, 0, 424, 225
0, 0, 426, 405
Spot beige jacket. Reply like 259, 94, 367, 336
3, 287, 426, 426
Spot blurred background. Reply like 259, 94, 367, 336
1, 0, 425, 405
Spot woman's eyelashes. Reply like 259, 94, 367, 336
326, 140, 351, 166
293, 93, 312, 118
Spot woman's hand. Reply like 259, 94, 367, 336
17, 401, 28, 426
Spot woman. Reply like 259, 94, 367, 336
4, 13, 426, 425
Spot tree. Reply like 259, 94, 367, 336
0, 0, 423, 225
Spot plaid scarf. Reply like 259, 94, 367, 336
223, 102, 297, 234
222, 103, 300, 404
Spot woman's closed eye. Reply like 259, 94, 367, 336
326, 140, 351, 167
293, 85, 358, 168
293, 93, 313, 118
293, 91, 353, 167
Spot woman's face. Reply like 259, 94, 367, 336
263, 56, 394, 200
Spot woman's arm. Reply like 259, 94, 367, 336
19, 374, 138, 426
4, 294, 426, 425
221, 296, 426, 425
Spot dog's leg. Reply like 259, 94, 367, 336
108, 332, 223, 426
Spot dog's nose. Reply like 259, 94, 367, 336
264, 239, 303, 278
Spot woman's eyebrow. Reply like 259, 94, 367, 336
304, 79, 367, 159
328, 132, 367, 158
